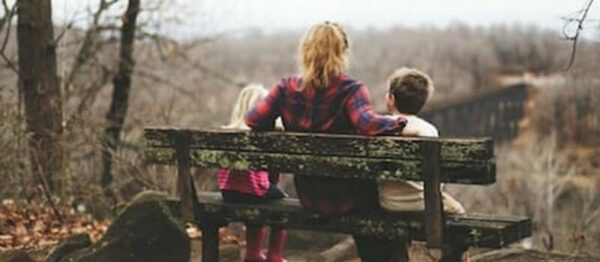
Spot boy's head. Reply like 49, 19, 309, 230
386, 67, 434, 115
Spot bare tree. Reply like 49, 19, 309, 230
101, 0, 141, 198
17, 0, 64, 192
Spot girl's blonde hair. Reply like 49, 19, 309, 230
223, 84, 268, 130
299, 21, 349, 89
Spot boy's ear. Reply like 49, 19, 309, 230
388, 93, 395, 102
386, 92, 395, 111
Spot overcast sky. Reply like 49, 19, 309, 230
52, 0, 598, 39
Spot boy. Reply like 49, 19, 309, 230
380, 67, 465, 213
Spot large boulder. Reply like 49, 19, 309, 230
48, 191, 190, 262
46, 234, 92, 262
0, 250, 36, 262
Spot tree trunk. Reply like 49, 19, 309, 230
101, 0, 140, 196
17, 0, 64, 192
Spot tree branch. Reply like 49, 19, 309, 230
176, 51, 246, 88
563, 0, 595, 71
64, 0, 119, 93
134, 68, 199, 98
65, 64, 114, 130
0, 0, 18, 74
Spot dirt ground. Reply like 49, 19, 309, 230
2, 238, 598, 262
189, 239, 600, 262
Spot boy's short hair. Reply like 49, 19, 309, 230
387, 67, 434, 115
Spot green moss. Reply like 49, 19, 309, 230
144, 148, 176, 164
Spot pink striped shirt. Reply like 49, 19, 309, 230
217, 169, 270, 196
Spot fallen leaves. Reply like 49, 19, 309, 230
1, 199, 246, 252
0, 199, 110, 251
185, 223, 246, 246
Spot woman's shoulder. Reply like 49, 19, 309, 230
273, 75, 301, 93
337, 74, 365, 93
339, 73, 362, 85
279, 75, 301, 86
275, 74, 364, 95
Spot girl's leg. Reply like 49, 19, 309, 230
266, 226, 287, 262
245, 224, 266, 261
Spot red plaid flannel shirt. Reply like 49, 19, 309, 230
245, 74, 407, 214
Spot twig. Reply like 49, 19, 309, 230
134, 68, 199, 98
137, 29, 244, 87
65, 65, 114, 130
30, 142, 65, 224
0, 1, 18, 74
53, 20, 76, 46
0, 0, 9, 29
176, 52, 246, 88
64, 0, 119, 92
563, 0, 595, 71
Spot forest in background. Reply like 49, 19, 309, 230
1, 0, 600, 258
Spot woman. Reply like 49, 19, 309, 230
245, 22, 407, 261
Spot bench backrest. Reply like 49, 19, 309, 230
143, 127, 495, 248
144, 128, 495, 184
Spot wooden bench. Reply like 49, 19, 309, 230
143, 127, 532, 262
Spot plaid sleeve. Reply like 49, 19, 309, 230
345, 83, 407, 136
245, 80, 285, 130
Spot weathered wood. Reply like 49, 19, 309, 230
144, 128, 493, 161
201, 223, 219, 262
175, 133, 195, 222
423, 141, 444, 248
441, 245, 468, 262
142, 127, 533, 256
145, 147, 495, 184
193, 192, 532, 248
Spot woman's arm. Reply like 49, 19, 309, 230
345, 84, 407, 136
245, 80, 285, 131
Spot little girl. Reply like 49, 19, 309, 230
218, 84, 288, 262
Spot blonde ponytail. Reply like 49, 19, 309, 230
299, 22, 349, 89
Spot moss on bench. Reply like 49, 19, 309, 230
145, 147, 495, 184
193, 192, 531, 249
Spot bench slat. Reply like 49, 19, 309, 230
194, 192, 532, 248
145, 147, 495, 184
144, 128, 493, 161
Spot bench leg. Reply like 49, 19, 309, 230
441, 245, 468, 262
202, 224, 219, 262
390, 238, 410, 262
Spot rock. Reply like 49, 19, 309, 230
46, 233, 92, 262
0, 250, 36, 262
285, 230, 347, 251
219, 244, 241, 262
315, 237, 357, 262
57, 190, 190, 262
